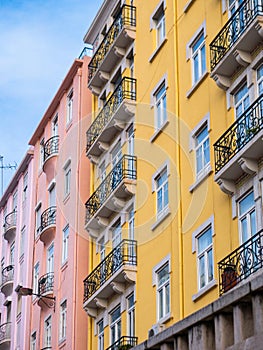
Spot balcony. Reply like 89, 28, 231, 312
40, 206, 56, 244
3, 211, 16, 243
85, 155, 136, 234
218, 229, 263, 295
83, 239, 137, 317
210, 0, 263, 88
0, 323, 11, 350
88, 5, 136, 93
1, 266, 14, 297
86, 77, 136, 162
214, 94, 263, 194
43, 136, 59, 179
106, 336, 138, 350
37, 272, 54, 309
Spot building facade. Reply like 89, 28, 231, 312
82, 0, 263, 350
0, 149, 35, 349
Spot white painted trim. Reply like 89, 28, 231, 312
189, 113, 210, 152
150, 0, 166, 30
152, 254, 171, 286
186, 20, 206, 61
192, 215, 214, 253
150, 73, 168, 106
151, 160, 170, 192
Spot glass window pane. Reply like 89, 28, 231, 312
239, 192, 254, 215
208, 249, 214, 282
165, 284, 170, 314
159, 289, 164, 318
250, 210, 256, 236
193, 33, 204, 53
199, 255, 205, 288
157, 264, 169, 286
198, 227, 212, 253
201, 45, 206, 74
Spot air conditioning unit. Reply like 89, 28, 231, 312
148, 323, 165, 338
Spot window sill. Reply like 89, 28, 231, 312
158, 312, 173, 324
151, 207, 171, 231
186, 71, 209, 98
149, 38, 168, 63
192, 279, 217, 302
189, 164, 213, 193
150, 120, 169, 143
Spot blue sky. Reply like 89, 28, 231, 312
0, 0, 103, 193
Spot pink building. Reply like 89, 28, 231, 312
0, 148, 35, 349
23, 54, 91, 349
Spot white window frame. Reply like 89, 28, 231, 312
52, 113, 59, 136
22, 172, 28, 203
66, 89, 73, 125
59, 300, 67, 341
238, 191, 257, 244
64, 160, 71, 197
35, 203, 42, 237
234, 83, 250, 119
110, 305, 121, 345
154, 83, 167, 131
20, 226, 25, 258
194, 123, 210, 178
47, 243, 54, 274
191, 31, 206, 85
97, 319, 104, 350
156, 263, 170, 321
151, 1, 166, 48
44, 315, 52, 347
153, 165, 169, 220
10, 242, 15, 265
39, 138, 45, 170
33, 262, 39, 296
62, 225, 69, 264
257, 64, 263, 96
127, 292, 135, 336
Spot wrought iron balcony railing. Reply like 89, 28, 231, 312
43, 136, 59, 162
210, 0, 263, 71
41, 206, 56, 231
4, 210, 17, 232
214, 94, 263, 173
1, 265, 14, 285
86, 77, 136, 153
0, 322, 11, 342
85, 155, 136, 223
88, 5, 136, 82
106, 336, 138, 350
38, 272, 54, 296
218, 229, 263, 295
83, 239, 137, 303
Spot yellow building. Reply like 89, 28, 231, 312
82, 0, 263, 349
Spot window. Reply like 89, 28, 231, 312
44, 316, 52, 347
152, 3, 165, 47
31, 332, 36, 350
99, 161, 106, 181
62, 225, 69, 264
194, 124, 210, 177
33, 263, 39, 296
64, 161, 71, 197
60, 300, 67, 340
49, 184, 56, 207
110, 306, 121, 345
157, 263, 170, 320
154, 83, 167, 130
17, 294, 22, 316
10, 242, 15, 265
13, 191, 18, 211
112, 219, 122, 249
197, 226, 214, 290
191, 32, 206, 84
155, 168, 169, 219
39, 138, 45, 169
52, 114, 58, 136
20, 227, 25, 257
23, 172, 28, 203
35, 205, 42, 236
234, 84, 249, 118
257, 64, 263, 96
97, 319, 104, 350
67, 89, 73, 124
98, 237, 105, 261
47, 243, 54, 273
238, 191, 256, 243
127, 293, 135, 336
111, 141, 122, 167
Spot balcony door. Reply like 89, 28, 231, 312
49, 185, 56, 208
110, 306, 121, 346
229, 0, 245, 40
238, 191, 257, 244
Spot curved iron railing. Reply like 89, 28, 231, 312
88, 5, 136, 82
83, 239, 137, 303
4, 210, 17, 232
210, 0, 263, 71
43, 136, 59, 162
38, 272, 54, 296
1, 265, 14, 285
0, 322, 11, 342
86, 77, 136, 153
41, 206, 56, 231
106, 336, 138, 350
219, 229, 263, 295
85, 155, 136, 223
214, 94, 263, 173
